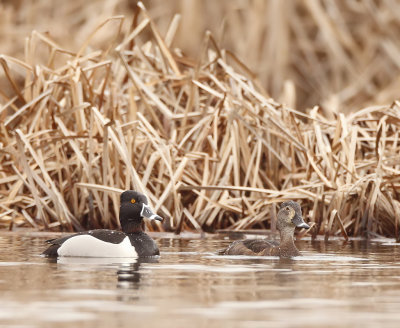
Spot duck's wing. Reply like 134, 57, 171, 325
241, 239, 276, 253
222, 239, 276, 256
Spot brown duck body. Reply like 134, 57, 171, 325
223, 237, 300, 257
221, 201, 309, 258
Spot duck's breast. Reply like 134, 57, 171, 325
128, 232, 160, 257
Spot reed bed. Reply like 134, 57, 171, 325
2, 0, 400, 113
0, 3, 400, 239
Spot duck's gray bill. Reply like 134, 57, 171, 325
292, 214, 310, 229
296, 222, 310, 229
141, 204, 163, 222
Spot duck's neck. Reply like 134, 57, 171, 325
276, 227, 300, 257
279, 228, 295, 245
121, 218, 144, 234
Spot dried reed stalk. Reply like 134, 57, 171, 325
0, 3, 400, 240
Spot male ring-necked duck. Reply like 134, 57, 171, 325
42, 190, 163, 258
221, 201, 310, 257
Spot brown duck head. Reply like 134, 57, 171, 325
277, 201, 309, 236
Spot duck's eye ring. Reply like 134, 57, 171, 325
131, 198, 136, 204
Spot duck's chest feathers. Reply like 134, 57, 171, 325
273, 242, 300, 257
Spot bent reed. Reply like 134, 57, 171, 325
0, 3, 399, 240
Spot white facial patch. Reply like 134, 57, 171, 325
57, 235, 138, 258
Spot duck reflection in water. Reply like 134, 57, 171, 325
117, 257, 159, 290
46, 256, 159, 299
116, 257, 160, 302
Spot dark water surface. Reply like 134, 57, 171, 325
0, 231, 400, 328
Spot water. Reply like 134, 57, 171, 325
1, 231, 400, 328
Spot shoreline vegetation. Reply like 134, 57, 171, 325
1, 2, 400, 240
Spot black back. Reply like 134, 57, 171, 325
46, 230, 127, 246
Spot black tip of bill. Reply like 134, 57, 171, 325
153, 215, 163, 222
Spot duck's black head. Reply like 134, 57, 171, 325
119, 190, 163, 233
277, 200, 310, 232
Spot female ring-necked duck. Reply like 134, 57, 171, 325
42, 190, 163, 258
221, 201, 310, 257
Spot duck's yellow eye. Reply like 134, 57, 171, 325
131, 198, 136, 204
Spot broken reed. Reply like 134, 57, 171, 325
0, 4, 400, 239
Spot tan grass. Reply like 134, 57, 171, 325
0, 3, 400, 240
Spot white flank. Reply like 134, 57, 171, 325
57, 235, 138, 258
